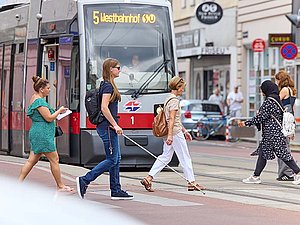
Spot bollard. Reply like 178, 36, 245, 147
225, 124, 229, 142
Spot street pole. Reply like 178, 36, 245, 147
36, 0, 43, 77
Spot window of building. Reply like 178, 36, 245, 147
181, 0, 186, 8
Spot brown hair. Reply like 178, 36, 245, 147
168, 76, 186, 90
275, 70, 297, 95
32, 76, 49, 92
102, 58, 121, 102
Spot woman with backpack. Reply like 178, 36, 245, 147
140, 76, 205, 192
76, 58, 133, 200
275, 70, 297, 181
239, 80, 300, 185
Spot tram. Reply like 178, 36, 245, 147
0, 0, 179, 167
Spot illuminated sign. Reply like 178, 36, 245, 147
93, 11, 156, 24
269, 33, 292, 47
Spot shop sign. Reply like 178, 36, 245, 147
252, 38, 266, 52
269, 33, 292, 47
176, 46, 230, 58
175, 29, 200, 50
196, 2, 223, 25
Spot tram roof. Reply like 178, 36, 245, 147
78, 0, 171, 6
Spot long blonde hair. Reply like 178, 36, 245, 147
102, 58, 121, 102
275, 70, 297, 96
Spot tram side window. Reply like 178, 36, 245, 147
69, 45, 80, 111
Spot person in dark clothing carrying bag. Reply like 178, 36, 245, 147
275, 70, 298, 181
239, 80, 300, 185
76, 58, 133, 200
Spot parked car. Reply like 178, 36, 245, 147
180, 99, 226, 138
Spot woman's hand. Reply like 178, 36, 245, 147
113, 124, 123, 135
58, 106, 67, 114
238, 121, 245, 127
184, 132, 192, 141
166, 135, 173, 145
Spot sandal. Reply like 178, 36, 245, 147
187, 183, 205, 191
57, 185, 74, 192
140, 178, 154, 192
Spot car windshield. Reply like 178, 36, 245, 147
83, 4, 175, 94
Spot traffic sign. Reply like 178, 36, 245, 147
283, 59, 295, 67
252, 39, 265, 52
280, 42, 298, 60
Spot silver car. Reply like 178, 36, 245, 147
180, 99, 226, 138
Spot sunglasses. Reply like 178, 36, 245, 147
175, 78, 184, 86
113, 66, 121, 70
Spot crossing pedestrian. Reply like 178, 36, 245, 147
275, 70, 298, 181
140, 76, 205, 192
239, 80, 300, 185
76, 58, 133, 200
19, 76, 73, 192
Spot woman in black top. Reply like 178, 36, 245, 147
275, 71, 297, 181
76, 58, 133, 200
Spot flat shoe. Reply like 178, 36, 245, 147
188, 183, 205, 191
140, 178, 154, 192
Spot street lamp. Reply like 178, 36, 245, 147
286, 9, 300, 28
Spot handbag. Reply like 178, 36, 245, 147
55, 126, 63, 137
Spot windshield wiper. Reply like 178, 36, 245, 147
131, 59, 170, 99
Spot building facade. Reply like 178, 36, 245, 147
172, 0, 238, 112
237, 0, 293, 117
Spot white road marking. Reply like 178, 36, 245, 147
90, 190, 203, 207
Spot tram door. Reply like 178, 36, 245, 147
0, 45, 13, 153
42, 36, 72, 157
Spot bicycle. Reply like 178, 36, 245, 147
191, 115, 227, 141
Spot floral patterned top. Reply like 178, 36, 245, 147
245, 98, 292, 161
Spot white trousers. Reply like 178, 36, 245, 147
148, 131, 195, 182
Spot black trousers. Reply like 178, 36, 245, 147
254, 150, 300, 176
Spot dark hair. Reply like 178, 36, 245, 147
32, 76, 49, 92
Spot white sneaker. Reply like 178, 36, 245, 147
242, 175, 261, 184
292, 174, 300, 185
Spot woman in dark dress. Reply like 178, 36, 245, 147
239, 80, 300, 185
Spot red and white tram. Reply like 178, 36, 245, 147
0, 0, 179, 167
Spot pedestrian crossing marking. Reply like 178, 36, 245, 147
90, 191, 203, 207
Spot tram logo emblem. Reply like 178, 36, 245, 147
124, 100, 141, 112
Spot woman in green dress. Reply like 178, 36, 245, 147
18, 76, 73, 192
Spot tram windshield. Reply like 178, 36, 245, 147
84, 4, 175, 95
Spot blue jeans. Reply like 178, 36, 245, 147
81, 126, 121, 194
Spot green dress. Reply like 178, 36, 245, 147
27, 98, 56, 154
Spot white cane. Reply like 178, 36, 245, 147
122, 133, 205, 195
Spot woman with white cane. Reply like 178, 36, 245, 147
140, 76, 205, 192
